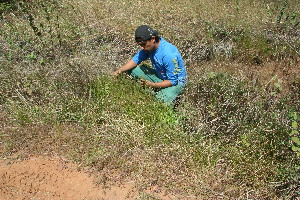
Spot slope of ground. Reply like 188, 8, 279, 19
0, 156, 176, 200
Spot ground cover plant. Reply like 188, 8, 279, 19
1, 0, 299, 199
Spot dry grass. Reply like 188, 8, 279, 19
1, 0, 299, 199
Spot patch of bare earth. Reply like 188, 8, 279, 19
0, 156, 175, 200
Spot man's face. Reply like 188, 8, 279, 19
136, 37, 156, 53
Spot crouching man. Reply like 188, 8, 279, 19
113, 25, 187, 105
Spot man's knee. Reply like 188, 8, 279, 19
128, 66, 142, 78
156, 87, 183, 104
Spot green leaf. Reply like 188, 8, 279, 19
209, 72, 216, 78
292, 121, 298, 129
39, 59, 45, 65
292, 137, 300, 145
291, 130, 299, 135
292, 146, 300, 152
290, 112, 298, 120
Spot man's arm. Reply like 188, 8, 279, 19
113, 59, 137, 76
142, 54, 180, 88
142, 53, 181, 89
143, 79, 172, 88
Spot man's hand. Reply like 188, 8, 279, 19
141, 80, 172, 88
140, 79, 154, 88
113, 69, 122, 77
113, 60, 137, 77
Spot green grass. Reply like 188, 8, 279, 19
0, 0, 299, 199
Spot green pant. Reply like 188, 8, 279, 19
128, 65, 184, 104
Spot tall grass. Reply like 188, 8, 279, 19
1, 0, 299, 199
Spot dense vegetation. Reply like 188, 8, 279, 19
1, 0, 299, 199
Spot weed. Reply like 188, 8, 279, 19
0, 0, 299, 199
290, 112, 300, 156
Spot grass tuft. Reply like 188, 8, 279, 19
1, 0, 299, 198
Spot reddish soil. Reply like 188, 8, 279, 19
0, 156, 175, 200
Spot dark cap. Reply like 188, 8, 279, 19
135, 25, 158, 42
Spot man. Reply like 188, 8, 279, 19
113, 25, 187, 105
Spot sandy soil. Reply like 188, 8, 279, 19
0, 156, 175, 200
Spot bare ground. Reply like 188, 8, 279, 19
0, 156, 177, 200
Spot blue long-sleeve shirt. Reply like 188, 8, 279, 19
132, 37, 187, 86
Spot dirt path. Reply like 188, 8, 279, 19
0, 156, 175, 200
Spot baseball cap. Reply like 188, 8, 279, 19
135, 25, 158, 42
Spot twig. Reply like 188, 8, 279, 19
15, 89, 31, 108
